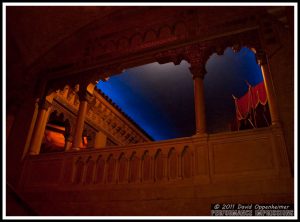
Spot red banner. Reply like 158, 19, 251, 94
234, 81, 268, 121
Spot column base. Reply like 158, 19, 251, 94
71, 147, 81, 151
271, 121, 282, 127
193, 132, 208, 137
65, 149, 76, 152
64, 141, 72, 151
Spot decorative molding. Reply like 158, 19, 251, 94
155, 48, 184, 65
51, 85, 152, 147
184, 44, 213, 79
39, 99, 52, 111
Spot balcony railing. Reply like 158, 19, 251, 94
20, 125, 291, 191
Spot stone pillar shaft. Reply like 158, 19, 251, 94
193, 76, 206, 134
185, 45, 208, 135
72, 99, 88, 149
94, 131, 107, 148
257, 51, 280, 125
64, 137, 73, 151
189, 63, 207, 134
29, 101, 51, 155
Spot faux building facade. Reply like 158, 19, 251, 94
6, 6, 294, 216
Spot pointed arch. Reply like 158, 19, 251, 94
154, 149, 164, 181
106, 154, 116, 183
130, 33, 143, 48
168, 147, 178, 180
158, 25, 172, 39
181, 146, 192, 178
143, 29, 157, 43
118, 152, 128, 183
129, 151, 139, 183
85, 156, 95, 184
73, 157, 84, 184
142, 150, 151, 182
95, 155, 105, 183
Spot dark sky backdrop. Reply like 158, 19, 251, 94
97, 47, 263, 141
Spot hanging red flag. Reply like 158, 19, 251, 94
232, 81, 268, 130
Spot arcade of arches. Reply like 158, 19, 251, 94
6, 6, 294, 216
30, 84, 152, 155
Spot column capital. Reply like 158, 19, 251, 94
77, 90, 93, 102
184, 45, 211, 65
189, 64, 206, 79
255, 50, 267, 66
184, 44, 211, 79
38, 99, 52, 111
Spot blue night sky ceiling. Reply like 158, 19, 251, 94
97, 47, 263, 141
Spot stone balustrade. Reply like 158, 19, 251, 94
20, 125, 291, 191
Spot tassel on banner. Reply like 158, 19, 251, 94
232, 94, 241, 131
244, 79, 251, 88
232, 81, 270, 131
243, 80, 257, 129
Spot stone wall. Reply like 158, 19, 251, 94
19, 126, 293, 216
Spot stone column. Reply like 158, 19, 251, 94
72, 92, 89, 150
184, 45, 209, 135
256, 50, 280, 125
63, 119, 72, 151
190, 64, 207, 134
94, 131, 107, 148
157, 45, 209, 134
22, 102, 39, 159
64, 136, 73, 151
29, 100, 51, 155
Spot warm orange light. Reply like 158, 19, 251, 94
44, 130, 65, 147
83, 136, 88, 145
79, 136, 88, 148
44, 128, 88, 149
47, 123, 65, 131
